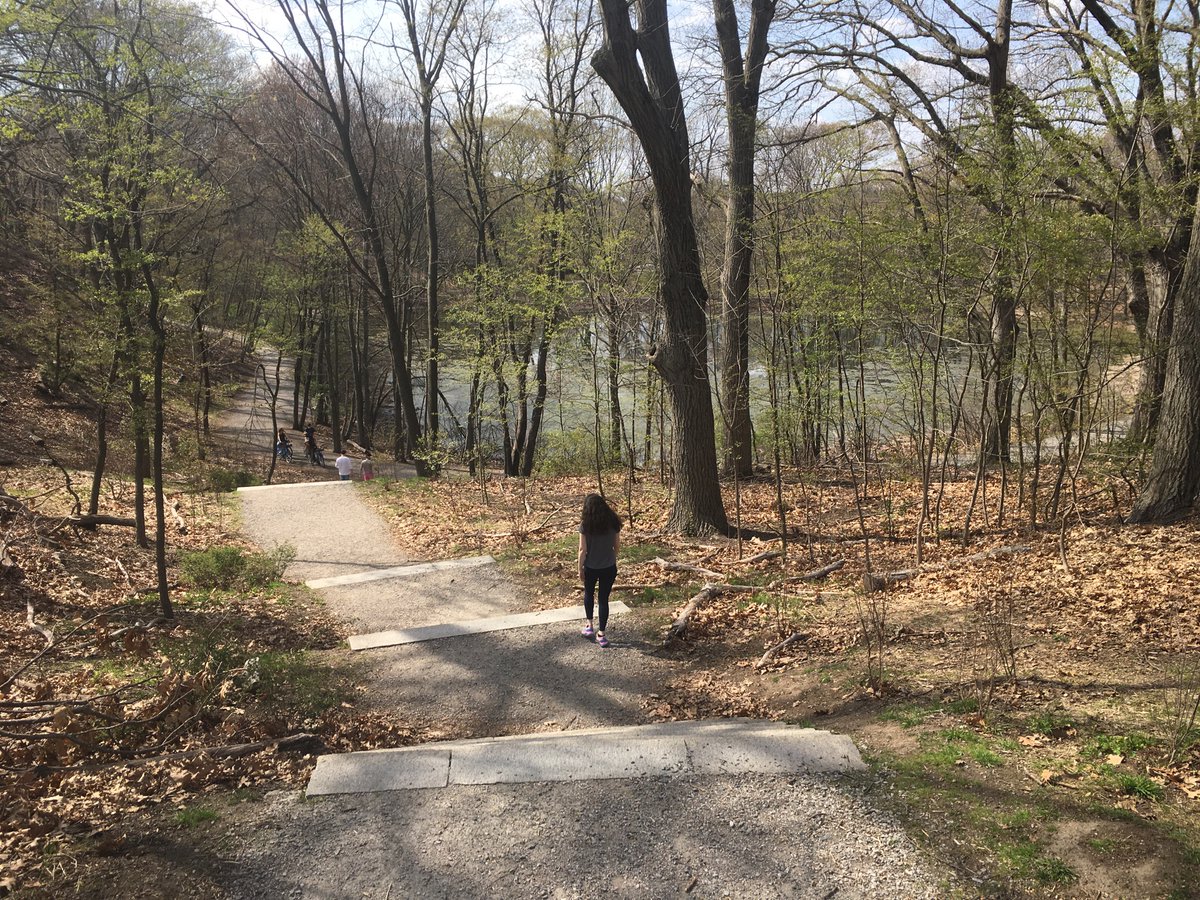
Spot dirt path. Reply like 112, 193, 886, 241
212, 371, 957, 899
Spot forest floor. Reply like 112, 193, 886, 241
1, 338, 1198, 897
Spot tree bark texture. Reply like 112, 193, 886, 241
593, 0, 728, 535
1127, 253, 1174, 442
714, 0, 774, 479
1130, 207, 1200, 522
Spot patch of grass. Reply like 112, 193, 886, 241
967, 745, 1003, 767
1109, 772, 1165, 801
941, 727, 982, 745
996, 841, 1077, 885
999, 809, 1033, 830
89, 657, 150, 682
162, 631, 243, 678
1086, 837, 1119, 853
1031, 855, 1078, 885
1027, 711, 1074, 737
252, 651, 351, 719
627, 584, 689, 609
621, 542, 669, 564
880, 703, 937, 728
174, 806, 218, 828
905, 745, 961, 771
1088, 802, 1142, 825
945, 697, 979, 715
1085, 731, 1154, 759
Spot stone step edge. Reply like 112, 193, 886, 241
347, 601, 632, 651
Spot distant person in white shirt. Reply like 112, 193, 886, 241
334, 451, 353, 480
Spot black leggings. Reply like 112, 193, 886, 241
583, 565, 617, 631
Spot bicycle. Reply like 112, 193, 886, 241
306, 441, 325, 466
275, 441, 293, 463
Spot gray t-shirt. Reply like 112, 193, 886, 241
580, 526, 618, 569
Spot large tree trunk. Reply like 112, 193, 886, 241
1127, 253, 1175, 442
420, 93, 440, 452
714, 0, 774, 479
88, 347, 120, 516
1130, 211, 1200, 522
594, 0, 728, 535
144, 267, 173, 619
983, 276, 1018, 460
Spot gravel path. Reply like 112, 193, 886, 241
195, 776, 947, 900
238, 483, 411, 588
353, 621, 675, 734
213, 366, 960, 899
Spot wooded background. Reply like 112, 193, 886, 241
4, 0, 1199, 538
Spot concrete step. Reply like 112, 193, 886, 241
347, 601, 632, 650
306, 719, 865, 796
307, 555, 495, 590
237, 480, 350, 492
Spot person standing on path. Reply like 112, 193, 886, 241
360, 452, 374, 481
578, 493, 621, 648
334, 451, 354, 481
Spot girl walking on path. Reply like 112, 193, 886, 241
578, 493, 621, 648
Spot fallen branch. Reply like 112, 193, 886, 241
863, 569, 918, 593
482, 504, 563, 538
787, 557, 845, 583
108, 617, 170, 642
45, 733, 324, 775
26, 599, 53, 648
756, 632, 810, 669
169, 500, 188, 534
732, 549, 784, 566
654, 557, 722, 580
663, 582, 758, 644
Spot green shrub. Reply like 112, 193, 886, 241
535, 427, 615, 477
207, 467, 260, 493
180, 546, 245, 588
180, 544, 294, 589
240, 544, 296, 586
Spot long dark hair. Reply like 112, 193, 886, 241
581, 493, 622, 535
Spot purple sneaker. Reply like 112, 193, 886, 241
581, 624, 595, 638
596, 633, 610, 648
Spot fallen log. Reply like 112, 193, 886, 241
756, 632, 810, 669
789, 557, 845, 583
66, 514, 137, 529
663, 583, 758, 644
863, 569, 918, 593
654, 557, 722, 580
733, 548, 784, 566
